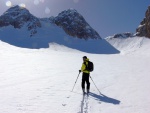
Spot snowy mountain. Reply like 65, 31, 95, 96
0, 5, 119, 54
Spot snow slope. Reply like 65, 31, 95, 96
106, 36, 150, 56
0, 20, 119, 54
0, 41, 150, 113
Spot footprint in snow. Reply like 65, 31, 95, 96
67, 96, 70, 98
62, 104, 67, 106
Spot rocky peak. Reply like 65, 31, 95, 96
54, 9, 101, 39
3, 5, 30, 19
0, 5, 41, 36
136, 6, 150, 38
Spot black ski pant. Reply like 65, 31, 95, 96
82, 72, 90, 90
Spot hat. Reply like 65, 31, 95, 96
83, 56, 87, 59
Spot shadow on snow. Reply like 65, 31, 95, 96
0, 34, 120, 54
89, 92, 120, 105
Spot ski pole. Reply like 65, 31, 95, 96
90, 76, 102, 94
71, 72, 80, 92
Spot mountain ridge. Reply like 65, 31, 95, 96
0, 5, 100, 39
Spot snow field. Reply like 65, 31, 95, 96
0, 41, 150, 113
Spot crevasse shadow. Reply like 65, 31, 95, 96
89, 92, 120, 105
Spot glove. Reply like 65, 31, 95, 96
79, 70, 81, 73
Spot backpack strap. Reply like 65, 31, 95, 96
84, 61, 88, 71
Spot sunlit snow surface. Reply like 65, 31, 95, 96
0, 37, 150, 113
106, 36, 150, 56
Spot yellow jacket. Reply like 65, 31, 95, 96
81, 58, 90, 74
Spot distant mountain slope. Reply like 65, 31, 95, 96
0, 5, 119, 54
106, 32, 134, 39
106, 34, 150, 55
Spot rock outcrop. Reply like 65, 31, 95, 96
136, 6, 150, 38
106, 32, 134, 39
54, 9, 101, 39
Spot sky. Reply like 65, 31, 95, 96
0, 0, 150, 38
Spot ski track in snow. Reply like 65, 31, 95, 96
0, 40, 150, 113
80, 94, 89, 113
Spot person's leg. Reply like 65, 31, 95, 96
82, 73, 86, 93
85, 73, 90, 93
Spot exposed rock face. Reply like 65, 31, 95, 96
54, 9, 101, 39
0, 5, 41, 37
136, 6, 150, 38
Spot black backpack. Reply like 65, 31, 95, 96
85, 61, 94, 72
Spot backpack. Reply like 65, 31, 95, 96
85, 61, 94, 72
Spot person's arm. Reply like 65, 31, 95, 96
81, 63, 86, 72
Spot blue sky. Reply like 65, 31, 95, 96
0, 0, 149, 38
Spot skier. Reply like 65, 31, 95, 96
79, 56, 90, 94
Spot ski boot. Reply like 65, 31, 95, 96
82, 88, 86, 95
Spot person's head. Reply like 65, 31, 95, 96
83, 56, 87, 62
